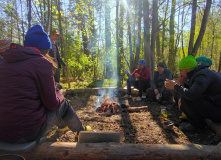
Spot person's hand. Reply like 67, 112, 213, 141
177, 77, 184, 86
164, 79, 177, 89
178, 98, 181, 110
154, 89, 159, 95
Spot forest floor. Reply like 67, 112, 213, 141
46, 91, 221, 145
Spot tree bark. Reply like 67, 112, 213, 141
3, 142, 221, 160
57, 0, 70, 88
127, 1, 133, 73
119, 2, 124, 86
45, 0, 51, 33
105, 0, 113, 79
161, 0, 169, 59
27, 0, 31, 29
191, 0, 212, 56
143, 0, 151, 70
134, 0, 142, 71
188, 0, 197, 55
168, 0, 176, 74
116, 0, 120, 87
156, 9, 162, 63
150, 0, 158, 77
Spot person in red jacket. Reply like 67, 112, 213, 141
124, 60, 151, 101
0, 24, 87, 143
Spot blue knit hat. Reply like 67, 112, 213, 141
24, 24, 52, 49
138, 60, 145, 67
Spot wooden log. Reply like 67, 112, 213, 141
78, 131, 124, 143
127, 106, 148, 112
2, 143, 221, 160
119, 88, 139, 95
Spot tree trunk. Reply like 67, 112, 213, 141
45, 0, 51, 33
126, 1, 133, 73
57, 0, 70, 88
134, 0, 142, 71
181, 0, 186, 57
150, 0, 158, 77
27, 0, 31, 28
105, 0, 112, 79
156, 9, 162, 63
191, 0, 212, 56
14, 0, 21, 44
161, 0, 169, 59
143, 0, 151, 70
188, 0, 197, 55
119, 2, 124, 86
168, 0, 176, 74
116, 0, 120, 87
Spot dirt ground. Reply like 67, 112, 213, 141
46, 92, 221, 145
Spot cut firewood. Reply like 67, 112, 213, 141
127, 106, 148, 112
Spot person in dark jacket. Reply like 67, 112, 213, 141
124, 60, 151, 101
146, 62, 173, 102
0, 25, 87, 144
165, 55, 221, 131
49, 30, 66, 83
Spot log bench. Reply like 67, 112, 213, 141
1, 142, 221, 160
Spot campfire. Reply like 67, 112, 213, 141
96, 95, 121, 116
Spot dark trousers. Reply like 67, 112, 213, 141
10, 100, 84, 143
54, 68, 61, 83
127, 78, 150, 97
146, 88, 173, 101
181, 97, 221, 129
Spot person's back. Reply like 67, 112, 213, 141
0, 44, 58, 142
187, 63, 221, 104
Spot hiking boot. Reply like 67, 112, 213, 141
136, 96, 142, 101
179, 122, 195, 132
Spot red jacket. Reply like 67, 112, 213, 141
130, 67, 151, 82
0, 44, 64, 141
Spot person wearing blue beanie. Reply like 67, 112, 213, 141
24, 24, 52, 49
124, 59, 151, 101
138, 60, 145, 67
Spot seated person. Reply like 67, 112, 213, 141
146, 62, 173, 102
165, 55, 221, 132
196, 56, 212, 67
0, 40, 11, 64
0, 25, 89, 144
124, 60, 151, 101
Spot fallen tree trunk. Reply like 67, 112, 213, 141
1, 142, 221, 160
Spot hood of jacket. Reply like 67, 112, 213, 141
3, 43, 42, 63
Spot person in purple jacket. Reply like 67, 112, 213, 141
0, 24, 87, 143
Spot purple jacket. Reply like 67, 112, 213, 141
0, 44, 64, 141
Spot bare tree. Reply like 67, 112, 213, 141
168, 0, 176, 73
143, 0, 151, 70
188, 0, 197, 55
191, 0, 212, 56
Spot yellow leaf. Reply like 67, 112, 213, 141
78, 21, 82, 24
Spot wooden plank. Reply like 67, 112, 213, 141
1, 143, 221, 160
78, 131, 124, 143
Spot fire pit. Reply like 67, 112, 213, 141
96, 95, 121, 116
